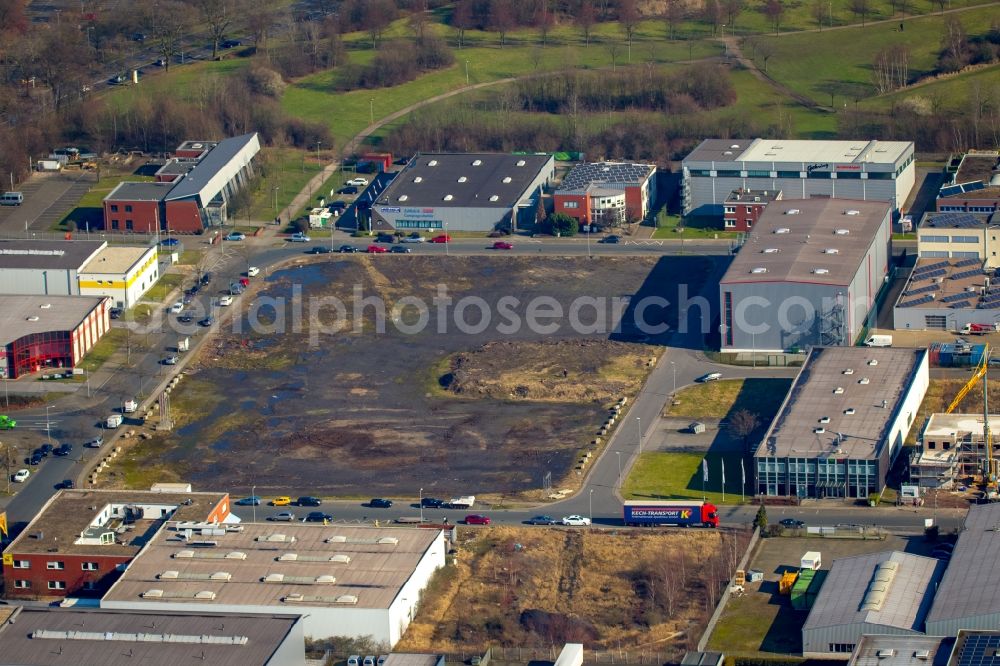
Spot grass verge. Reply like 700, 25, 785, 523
77, 328, 128, 373
143, 273, 185, 302
666, 378, 792, 419
622, 451, 750, 505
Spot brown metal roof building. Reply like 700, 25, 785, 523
102, 522, 447, 646
720, 198, 892, 352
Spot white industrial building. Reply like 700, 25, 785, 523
682, 139, 915, 217
719, 198, 891, 353
101, 523, 447, 647
802, 551, 945, 658
754, 346, 929, 499
78, 244, 159, 309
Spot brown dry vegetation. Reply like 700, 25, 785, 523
908, 378, 1000, 445
398, 526, 752, 654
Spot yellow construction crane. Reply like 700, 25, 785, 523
945, 345, 997, 491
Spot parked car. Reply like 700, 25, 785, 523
186, 284, 200, 296
368, 498, 393, 508
348, 656, 361, 666
198, 316, 213, 327
348, 177, 369, 186
491, 241, 514, 250
389, 246, 411, 254
429, 235, 452, 243
169, 301, 184, 314
235, 496, 262, 506
28, 453, 42, 466
58, 479, 74, 489
337, 186, 358, 195
464, 514, 491, 525
304, 511, 333, 522
367, 245, 388, 254
0, 415, 17, 429
289, 232, 310, 243
270, 496, 292, 506
268, 511, 297, 522
779, 518, 805, 528
224, 232, 246, 241
525, 515, 558, 525
12, 469, 29, 483
561, 515, 592, 526
296, 496, 322, 507
697, 372, 723, 382
40, 444, 53, 457
378, 656, 388, 666
363, 657, 376, 666
162, 355, 179, 365
182, 293, 194, 305
310, 246, 332, 254
221, 39, 242, 48
178, 314, 194, 324
376, 233, 395, 243
109, 307, 122, 319
246, 266, 260, 277
53, 444, 73, 457
84, 435, 103, 448
421, 497, 444, 508
339, 245, 360, 253
200, 272, 212, 286
160, 238, 181, 247
402, 233, 425, 243
218, 296, 233, 306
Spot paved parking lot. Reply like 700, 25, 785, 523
0, 171, 96, 236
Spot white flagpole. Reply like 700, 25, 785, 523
722, 459, 726, 503
741, 459, 746, 503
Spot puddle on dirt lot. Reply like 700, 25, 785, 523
141, 255, 721, 496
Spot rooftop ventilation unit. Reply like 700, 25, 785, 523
859, 377, 870, 384
335, 595, 359, 604
843, 369, 854, 375
326, 536, 348, 543
40, 303, 50, 309
877, 650, 895, 659
824, 248, 839, 254
413, 176, 422, 183
751, 267, 768, 274
26, 316, 39, 321
786, 209, 801, 215
730, 144, 740, 149
489, 195, 499, 202
844, 408, 856, 415
775, 228, 790, 234
516, 160, 526, 167
814, 427, 826, 434
724, 151, 733, 155
835, 229, 850, 235
443, 194, 453, 201
458, 176, 467, 183
868, 359, 879, 366
915, 651, 931, 660
377, 537, 400, 545
427, 160, 438, 167
502, 176, 512, 183
834, 387, 845, 394
763, 248, 780, 254
398, 195, 408, 202
472, 159, 482, 166
142, 589, 164, 598
845, 209, 861, 215
814, 269, 830, 275
818, 416, 830, 424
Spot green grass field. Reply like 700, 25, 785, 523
143, 273, 185, 302
247, 148, 330, 222
666, 378, 792, 419
622, 451, 751, 505
78, 328, 128, 373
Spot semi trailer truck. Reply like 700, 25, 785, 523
623, 500, 719, 527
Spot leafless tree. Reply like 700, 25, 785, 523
452, 0, 473, 48
811, 0, 828, 28
939, 15, 969, 70
536, 0, 554, 47
756, 39, 775, 72
144, 0, 190, 71
0, 440, 17, 495
872, 44, 909, 93
932, 0, 947, 13
27, 24, 88, 111
489, 0, 516, 48
701, 0, 724, 35
618, 0, 640, 62
728, 409, 760, 451
189, 0, 234, 60
663, 0, 687, 40
723, 0, 745, 30
245, 0, 286, 57
607, 40, 620, 71
847, 0, 871, 25
408, 0, 428, 39
762, 0, 785, 33
576, 0, 597, 46
359, 0, 396, 49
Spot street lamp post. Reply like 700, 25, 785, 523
273, 185, 279, 214
315, 141, 322, 162
419, 487, 424, 523
616, 451, 622, 488
252, 484, 257, 524
589, 488, 594, 522
45, 406, 51, 445
637, 417, 642, 454
444, 222, 449, 256
465, 60, 469, 85
670, 361, 677, 395
369, 98, 374, 125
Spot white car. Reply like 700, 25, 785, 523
697, 372, 723, 382
289, 233, 310, 243
348, 177, 368, 186
561, 515, 591, 526
218, 295, 233, 306
13, 468, 29, 483
247, 266, 259, 277
169, 301, 184, 314
401, 236, 425, 243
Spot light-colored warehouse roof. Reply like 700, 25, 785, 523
0, 295, 107, 348
803, 550, 945, 634
3, 489, 229, 557
948, 630, 1000, 666
684, 138, 912, 165
927, 503, 1000, 627
374, 153, 552, 209
104, 523, 443, 610
0, 239, 105, 270
80, 245, 155, 275
849, 635, 952, 666
165, 133, 260, 205
0, 606, 301, 666
895, 258, 990, 310
722, 198, 890, 286
756, 346, 927, 460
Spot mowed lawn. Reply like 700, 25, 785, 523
622, 451, 751, 505
666, 378, 791, 419
755, 5, 1000, 106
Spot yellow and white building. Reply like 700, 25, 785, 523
78, 245, 159, 309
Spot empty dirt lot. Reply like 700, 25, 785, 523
112, 255, 717, 497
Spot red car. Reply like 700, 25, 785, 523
464, 514, 491, 525
429, 235, 452, 243
367, 245, 388, 253
491, 241, 513, 250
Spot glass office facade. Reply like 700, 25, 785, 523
756, 455, 879, 498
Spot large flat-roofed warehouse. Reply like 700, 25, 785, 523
102, 523, 447, 646
369, 153, 554, 233
0, 239, 106, 295
926, 503, 1000, 635
719, 199, 891, 353
802, 551, 945, 658
0, 294, 110, 379
0, 606, 305, 666
682, 138, 915, 217
754, 346, 929, 499
848, 635, 953, 666
78, 244, 159, 308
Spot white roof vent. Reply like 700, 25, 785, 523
843, 368, 854, 375
834, 387, 845, 394
413, 176, 423, 183
868, 359, 879, 366
330, 554, 351, 564
859, 377, 870, 385
489, 195, 499, 202
775, 227, 790, 234
335, 595, 359, 604
844, 408, 856, 415
814, 427, 826, 434
458, 176, 467, 183
427, 160, 438, 167
786, 209, 801, 215
26, 316, 39, 322
398, 195, 408, 202
194, 591, 216, 600
191, 143, 203, 149
813, 268, 830, 275
824, 248, 839, 254
877, 650, 895, 659
264, 573, 285, 583
915, 651, 931, 660
443, 194, 453, 201
326, 536, 348, 543
730, 144, 740, 149
723, 151, 733, 155
835, 228, 851, 235
142, 589, 164, 598
763, 248, 780, 254
472, 159, 482, 166
845, 209, 861, 215
316, 575, 337, 584
516, 160, 526, 167
751, 267, 768, 274
39, 303, 51, 309
818, 416, 830, 424
159, 570, 179, 579
502, 176, 512, 183
377, 537, 400, 545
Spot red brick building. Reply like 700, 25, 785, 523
2, 489, 230, 601
103, 133, 260, 234
723, 189, 782, 231
553, 162, 656, 229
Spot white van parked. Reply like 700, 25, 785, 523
0, 191, 23, 206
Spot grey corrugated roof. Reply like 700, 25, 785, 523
0, 295, 107, 347
164, 133, 258, 202
850, 635, 952, 666
104, 181, 173, 202
0, 607, 300, 666
927, 503, 1000, 625
373, 153, 552, 208
0, 239, 105, 269
803, 551, 945, 633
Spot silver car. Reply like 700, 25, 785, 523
268, 511, 296, 522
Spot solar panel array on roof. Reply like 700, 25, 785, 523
950, 301, 973, 309
955, 258, 983, 268
940, 186, 964, 198
942, 292, 976, 303
914, 261, 951, 275
914, 268, 948, 281
560, 162, 654, 191
901, 296, 936, 307
907, 284, 939, 297
953, 632, 1000, 666
927, 213, 985, 229
965, 182, 987, 193
951, 269, 984, 281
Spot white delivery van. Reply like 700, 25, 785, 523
801, 551, 822, 570
0, 191, 23, 206
448, 495, 476, 509
106, 414, 123, 428
123, 399, 138, 413
864, 335, 892, 347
